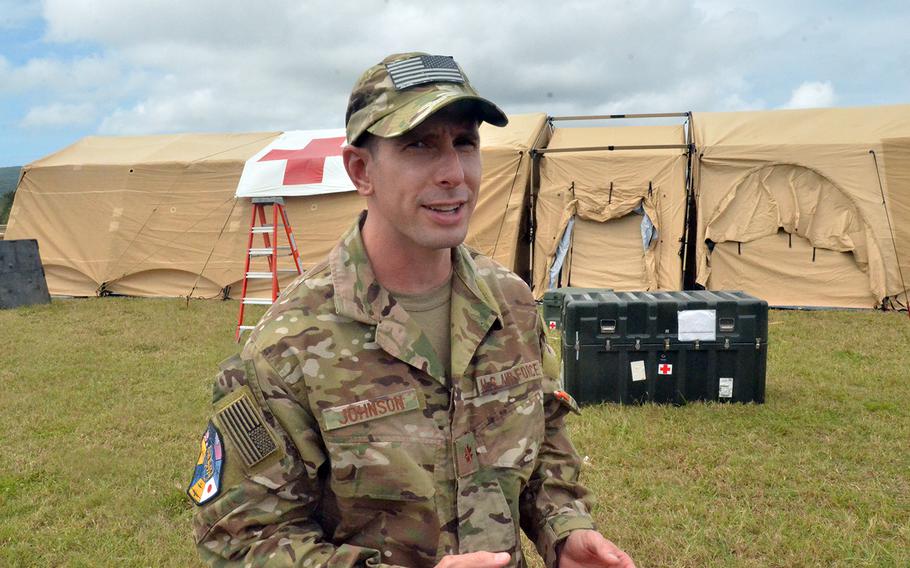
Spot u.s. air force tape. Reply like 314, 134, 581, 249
215, 387, 279, 469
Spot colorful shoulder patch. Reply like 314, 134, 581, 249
187, 422, 224, 506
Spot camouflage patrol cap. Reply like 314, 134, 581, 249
345, 52, 508, 145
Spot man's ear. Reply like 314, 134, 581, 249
343, 145, 374, 197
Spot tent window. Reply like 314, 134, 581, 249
633, 202, 658, 251
548, 216, 576, 290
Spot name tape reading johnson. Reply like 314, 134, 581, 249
323, 388, 421, 431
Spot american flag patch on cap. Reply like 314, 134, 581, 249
216, 392, 278, 469
386, 55, 465, 90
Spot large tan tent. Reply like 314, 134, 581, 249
692, 105, 910, 309
532, 124, 689, 297
5, 113, 547, 298
6, 132, 282, 298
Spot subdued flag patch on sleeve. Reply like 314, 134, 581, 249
215, 390, 279, 470
187, 422, 224, 505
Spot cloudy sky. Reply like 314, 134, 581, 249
1, 0, 908, 167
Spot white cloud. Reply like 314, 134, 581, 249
782, 81, 836, 109
1, 0, 905, 153
0, 54, 128, 97
20, 102, 97, 127
97, 88, 307, 134
14, 0, 804, 130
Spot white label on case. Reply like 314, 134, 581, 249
631, 360, 646, 382
719, 377, 734, 398
678, 309, 717, 341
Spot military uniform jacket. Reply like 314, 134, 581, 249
193, 218, 596, 567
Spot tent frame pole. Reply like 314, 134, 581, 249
869, 150, 910, 317
529, 149, 539, 291
681, 112, 698, 289
550, 112, 690, 121
534, 144, 690, 154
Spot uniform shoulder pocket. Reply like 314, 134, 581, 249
212, 354, 247, 404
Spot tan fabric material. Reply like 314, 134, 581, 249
880, 137, 910, 309
532, 125, 687, 297
466, 113, 548, 276
394, 277, 453, 378
692, 104, 910, 308
6, 132, 283, 298
708, 231, 878, 308
6, 114, 546, 298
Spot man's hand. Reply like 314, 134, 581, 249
434, 551, 511, 568
558, 530, 636, 568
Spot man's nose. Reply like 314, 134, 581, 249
434, 143, 466, 188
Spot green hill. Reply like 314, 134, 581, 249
1, 166, 20, 224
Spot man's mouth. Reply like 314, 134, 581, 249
423, 203, 463, 214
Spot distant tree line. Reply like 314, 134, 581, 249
1, 191, 14, 224
0, 167, 21, 224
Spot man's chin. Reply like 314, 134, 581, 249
419, 229, 469, 251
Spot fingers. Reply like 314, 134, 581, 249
581, 531, 636, 568
595, 540, 636, 568
435, 551, 511, 568
590, 537, 621, 565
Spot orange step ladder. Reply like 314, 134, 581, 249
235, 197, 302, 341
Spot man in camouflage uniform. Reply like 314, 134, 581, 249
189, 53, 635, 568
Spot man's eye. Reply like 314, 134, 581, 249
406, 140, 428, 149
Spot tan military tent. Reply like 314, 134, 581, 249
5, 114, 547, 298
468, 113, 548, 278
532, 124, 689, 297
692, 105, 910, 308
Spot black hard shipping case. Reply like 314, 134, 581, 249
542, 287, 608, 332
0, 239, 51, 309
542, 288, 611, 368
561, 290, 767, 405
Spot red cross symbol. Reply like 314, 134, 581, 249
548, 320, 557, 331
658, 363, 672, 375
258, 136, 346, 185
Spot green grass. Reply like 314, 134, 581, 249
1, 300, 908, 567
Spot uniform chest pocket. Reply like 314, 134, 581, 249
325, 439, 438, 502
463, 363, 546, 473
324, 439, 442, 559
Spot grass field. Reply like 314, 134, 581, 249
1, 298, 908, 567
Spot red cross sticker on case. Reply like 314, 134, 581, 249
658, 363, 673, 375
257, 136, 346, 185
